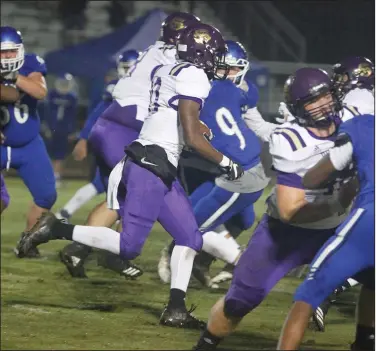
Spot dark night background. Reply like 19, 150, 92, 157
273, 1, 375, 63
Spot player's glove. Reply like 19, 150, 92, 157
275, 102, 295, 124
219, 156, 244, 181
1, 70, 19, 84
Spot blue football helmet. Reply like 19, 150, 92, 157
0, 26, 25, 73
117, 49, 140, 77
54, 73, 76, 94
224, 40, 250, 87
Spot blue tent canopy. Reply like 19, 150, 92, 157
45, 9, 167, 79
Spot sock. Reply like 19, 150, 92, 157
170, 245, 196, 304
168, 288, 186, 309
62, 183, 98, 217
51, 220, 74, 240
355, 324, 375, 349
202, 230, 241, 264
196, 328, 223, 349
72, 225, 120, 255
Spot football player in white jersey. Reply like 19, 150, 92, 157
55, 12, 201, 279
332, 56, 374, 121
193, 67, 360, 350
17, 23, 245, 330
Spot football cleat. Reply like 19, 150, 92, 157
15, 212, 59, 258
209, 270, 233, 289
14, 232, 40, 258
55, 209, 70, 224
192, 260, 211, 287
59, 242, 91, 278
157, 245, 171, 283
97, 252, 143, 280
160, 304, 206, 330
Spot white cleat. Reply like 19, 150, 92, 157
209, 271, 233, 289
158, 246, 171, 284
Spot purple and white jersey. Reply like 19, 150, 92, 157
112, 41, 177, 123
341, 87, 374, 122
266, 121, 347, 230
136, 62, 211, 167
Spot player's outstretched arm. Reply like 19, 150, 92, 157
16, 72, 47, 100
303, 141, 354, 189
0, 84, 20, 103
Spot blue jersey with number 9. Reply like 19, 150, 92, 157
2, 53, 47, 147
200, 79, 261, 170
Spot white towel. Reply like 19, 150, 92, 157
107, 156, 127, 210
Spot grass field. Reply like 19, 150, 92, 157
1, 177, 358, 350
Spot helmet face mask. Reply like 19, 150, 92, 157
285, 68, 342, 129
223, 40, 250, 86
1, 26, 24, 73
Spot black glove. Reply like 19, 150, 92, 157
220, 157, 244, 181
1, 70, 19, 84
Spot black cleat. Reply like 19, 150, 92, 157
59, 242, 91, 278
310, 294, 333, 332
159, 304, 206, 330
97, 252, 143, 280
15, 212, 59, 258
192, 261, 211, 287
14, 233, 41, 258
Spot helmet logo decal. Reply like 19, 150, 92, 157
193, 30, 211, 44
355, 63, 372, 77
170, 18, 186, 31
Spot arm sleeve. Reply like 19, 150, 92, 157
242, 107, 278, 142
79, 100, 110, 140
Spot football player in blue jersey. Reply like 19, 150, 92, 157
278, 113, 374, 350
0, 26, 57, 257
1, 78, 20, 214
55, 49, 140, 223
158, 40, 271, 286
43, 73, 78, 187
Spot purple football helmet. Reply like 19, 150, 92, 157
176, 23, 228, 80
284, 67, 341, 128
332, 56, 374, 99
160, 12, 200, 45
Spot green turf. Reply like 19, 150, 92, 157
1, 177, 358, 350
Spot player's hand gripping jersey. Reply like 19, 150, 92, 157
112, 42, 177, 124
1, 54, 46, 147
267, 122, 348, 230
136, 63, 211, 167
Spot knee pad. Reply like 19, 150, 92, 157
224, 285, 266, 318
34, 188, 57, 209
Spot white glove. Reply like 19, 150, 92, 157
276, 102, 295, 124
